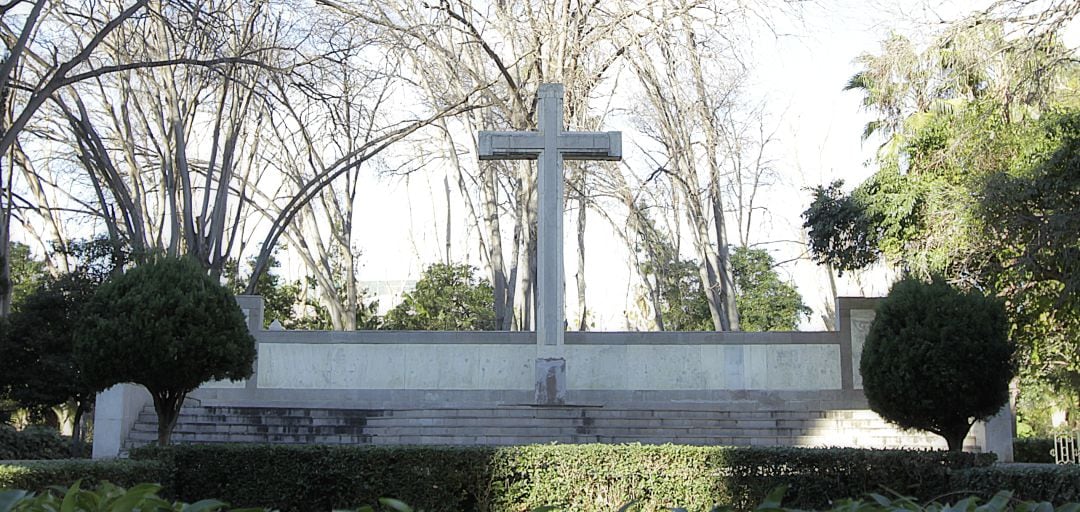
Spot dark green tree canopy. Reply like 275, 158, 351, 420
655, 259, 714, 332
5, 242, 46, 310
980, 110, 1080, 393
225, 254, 303, 329
383, 263, 495, 331
802, 181, 882, 274
77, 255, 256, 394
0, 273, 96, 412
804, 20, 1080, 424
860, 277, 1014, 451
225, 252, 380, 331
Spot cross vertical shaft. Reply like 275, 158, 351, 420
536, 85, 564, 347
478, 83, 621, 350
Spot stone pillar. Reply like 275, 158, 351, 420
982, 405, 1015, 462
91, 384, 151, 459
235, 295, 263, 390
235, 295, 265, 333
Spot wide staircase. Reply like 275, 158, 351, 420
123, 404, 961, 451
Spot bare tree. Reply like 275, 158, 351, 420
625, 1, 743, 330
0, 0, 281, 313
3, 1, 477, 318
322, 0, 640, 330
719, 103, 780, 248
250, 17, 408, 330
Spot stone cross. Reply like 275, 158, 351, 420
478, 83, 622, 348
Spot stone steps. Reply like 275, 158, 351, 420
153, 407, 884, 421
123, 404, 954, 451
141, 415, 889, 431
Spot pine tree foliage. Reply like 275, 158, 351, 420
861, 277, 1014, 451
75, 255, 256, 444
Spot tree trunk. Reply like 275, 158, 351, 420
481, 161, 509, 329
444, 171, 452, 264
152, 390, 187, 446
941, 423, 971, 452
822, 262, 839, 330
575, 176, 587, 331
0, 149, 13, 317
709, 178, 740, 331
70, 400, 86, 457
686, 201, 726, 330
687, 15, 740, 332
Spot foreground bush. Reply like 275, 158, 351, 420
0, 459, 168, 491
0, 481, 259, 512
0, 426, 69, 461
5, 485, 1077, 512
130, 444, 994, 512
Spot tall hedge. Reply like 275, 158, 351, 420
0, 459, 168, 491
861, 277, 1014, 451
951, 464, 1080, 502
131, 444, 994, 512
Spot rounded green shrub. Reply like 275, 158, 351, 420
75, 255, 255, 445
0, 425, 69, 460
860, 276, 1014, 451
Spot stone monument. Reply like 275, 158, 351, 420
478, 83, 621, 403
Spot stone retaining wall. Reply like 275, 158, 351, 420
92, 296, 1014, 460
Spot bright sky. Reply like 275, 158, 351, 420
15, 0, 1023, 330
330, 1, 981, 330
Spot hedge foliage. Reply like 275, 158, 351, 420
130, 444, 995, 512
0, 459, 169, 492
951, 464, 1080, 502
0, 426, 69, 461
133, 444, 492, 512
1013, 437, 1055, 463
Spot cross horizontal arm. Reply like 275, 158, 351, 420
478, 131, 544, 160
479, 130, 622, 161
559, 132, 621, 161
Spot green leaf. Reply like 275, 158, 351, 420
868, 493, 893, 507
60, 481, 81, 512
756, 486, 788, 510
180, 499, 229, 512
0, 490, 30, 512
947, 496, 977, 512
377, 498, 413, 512
1034, 503, 1056, 512
975, 491, 1013, 512
105, 483, 161, 512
